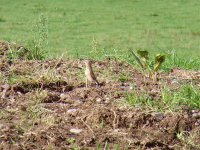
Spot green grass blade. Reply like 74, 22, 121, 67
129, 49, 144, 68
153, 54, 166, 73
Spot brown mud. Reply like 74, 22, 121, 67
0, 41, 200, 149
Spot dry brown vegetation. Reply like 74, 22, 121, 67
0, 41, 200, 149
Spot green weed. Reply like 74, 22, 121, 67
126, 84, 200, 112
177, 130, 200, 149
66, 138, 80, 150
129, 49, 165, 79
27, 14, 48, 60
6, 43, 29, 60
161, 84, 200, 111
126, 90, 155, 109
178, 84, 200, 109
118, 73, 130, 83
5, 14, 48, 60
163, 50, 200, 71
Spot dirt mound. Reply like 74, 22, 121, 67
0, 58, 200, 149
1, 99, 200, 149
0, 41, 9, 56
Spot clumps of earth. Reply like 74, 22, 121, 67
0, 40, 200, 149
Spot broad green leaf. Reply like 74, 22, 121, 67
153, 54, 165, 72
137, 50, 149, 60
137, 50, 149, 69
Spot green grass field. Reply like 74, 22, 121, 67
1, 1, 200, 149
0, 0, 200, 60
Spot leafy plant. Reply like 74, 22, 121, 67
27, 14, 48, 60
6, 44, 29, 60
130, 49, 165, 79
126, 90, 155, 109
6, 14, 48, 60
177, 131, 200, 149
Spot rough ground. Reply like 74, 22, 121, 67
0, 41, 200, 149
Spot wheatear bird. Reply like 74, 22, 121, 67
85, 60, 99, 88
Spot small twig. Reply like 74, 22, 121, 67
124, 138, 133, 146
104, 107, 118, 130
103, 140, 108, 150
81, 118, 95, 139
110, 109, 117, 130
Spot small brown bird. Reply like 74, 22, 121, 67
85, 60, 99, 87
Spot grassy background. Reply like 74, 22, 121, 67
0, 0, 200, 59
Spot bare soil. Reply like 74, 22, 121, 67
0, 41, 200, 149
